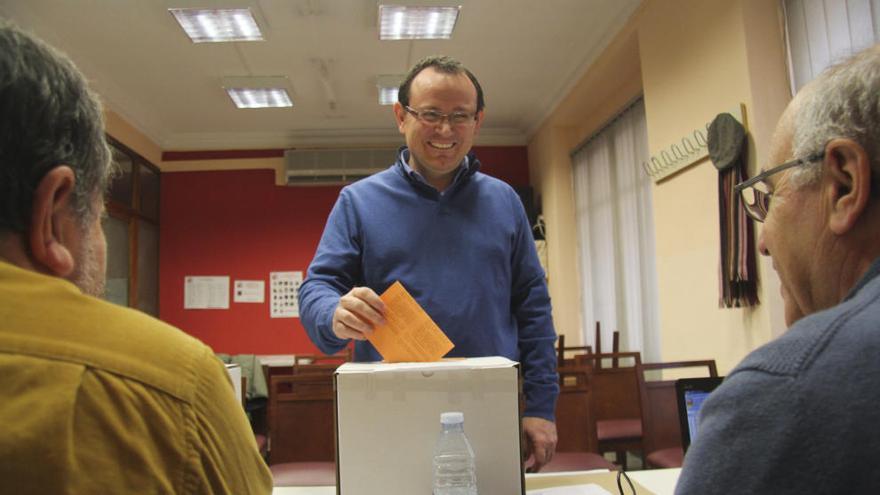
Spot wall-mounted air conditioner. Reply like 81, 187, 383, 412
284, 148, 399, 185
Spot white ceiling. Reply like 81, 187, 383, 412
0, 0, 641, 151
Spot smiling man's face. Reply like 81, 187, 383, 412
393, 67, 483, 190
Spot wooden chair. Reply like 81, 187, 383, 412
293, 349, 352, 375
556, 333, 592, 368
593, 322, 621, 369
270, 462, 337, 487
577, 351, 644, 470
637, 360, 718, 469
547, 365, 616, 472
268, 373, 336, 464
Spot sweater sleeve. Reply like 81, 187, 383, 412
508, 190, 559, 421
298, 190, 361, 354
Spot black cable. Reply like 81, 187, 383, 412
616, 469, 637, 495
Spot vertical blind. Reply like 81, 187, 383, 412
785, 0, 880, 92
571, 99, 660, 361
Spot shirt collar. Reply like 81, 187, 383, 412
396, 147, 477, 190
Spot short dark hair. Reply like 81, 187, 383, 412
0, 21, 111, 233
397, 55, 485, 112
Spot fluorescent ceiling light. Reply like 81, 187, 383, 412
223, 77, 293, 109
226, 88, 292, 109
378, 5, 461, 40
169, 8, 263, 43
378, 87, 399, 105
376, 75, 404, 105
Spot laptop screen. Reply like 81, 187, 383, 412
675, 376, 723, 451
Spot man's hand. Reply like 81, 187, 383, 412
331, 287, 386, 341
522, 416, 557, 473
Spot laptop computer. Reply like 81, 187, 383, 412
675, 376, 724, 452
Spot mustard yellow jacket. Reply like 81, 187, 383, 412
0, 261, 272, 494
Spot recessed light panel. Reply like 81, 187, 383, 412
376, 75, 404, 105
378, 87, 399, 105
378, 5, 460, 40
225, 88, 292, 109
170, 8, 263, 43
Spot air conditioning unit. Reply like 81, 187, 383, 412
284, 148, 399, 185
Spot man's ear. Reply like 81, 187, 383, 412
29, 166, 78, 277
473, 109, 485, 135
824, 138, 872, 235
393, 102, 407, 133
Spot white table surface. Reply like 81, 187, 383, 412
627, 467, 680, 494
271, 467, 681, 495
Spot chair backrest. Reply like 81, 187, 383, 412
592, 322, 620, 369
576, 352, 643, 422
636, 360, 718, 454
293, 349, 351, 375
554, 365, 599, 453
268, 373, 336, 463
556, 333, 593, 368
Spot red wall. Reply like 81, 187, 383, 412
159, 146, 530, 354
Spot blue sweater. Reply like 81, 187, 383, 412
676, 257, 880, 494
298, 148, 559, 420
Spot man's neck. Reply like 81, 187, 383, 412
407, 159, 460, 193
0, 232, 40, 274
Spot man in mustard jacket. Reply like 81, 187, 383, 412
0, 21, 272, 494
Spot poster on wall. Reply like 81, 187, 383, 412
270, 271, 302, 318
184, 276, 230, 309
234, 280, 265, 303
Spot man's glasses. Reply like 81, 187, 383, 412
404, 106, 478, 127
733, 151, 824, 222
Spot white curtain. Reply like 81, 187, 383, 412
785, 0, 880, 92
571, 100, 660, 362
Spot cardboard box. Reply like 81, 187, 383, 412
335, 357, 524, 494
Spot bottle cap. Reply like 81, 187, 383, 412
440, 411, 464, 425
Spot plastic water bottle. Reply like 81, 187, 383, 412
433, 411, 478, 495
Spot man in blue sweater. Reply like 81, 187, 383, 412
676, 45, 880, 493
298, 55, 559, 471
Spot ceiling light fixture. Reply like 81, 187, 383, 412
169, 8, 263, 43
378, 5, 461, 40
376, 75, 404, 105
222, 77, 293, 109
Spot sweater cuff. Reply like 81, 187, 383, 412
523, 382, 558, 422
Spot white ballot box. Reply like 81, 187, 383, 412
334, 356, 524, 494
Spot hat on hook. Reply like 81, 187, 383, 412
707, 112, 745, 171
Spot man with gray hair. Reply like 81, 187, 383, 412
676, 44, 880, 493
0, 21, 271, 493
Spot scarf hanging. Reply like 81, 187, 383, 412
708, 113, 759, 308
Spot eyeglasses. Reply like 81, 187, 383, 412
404, 106, 478, 127
733, 151, 824, 222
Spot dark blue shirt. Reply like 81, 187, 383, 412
298, 148, 559, 420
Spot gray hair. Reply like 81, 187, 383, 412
0, 20, 112, 233
791, 44, 880, 187
397, 55, 485, 112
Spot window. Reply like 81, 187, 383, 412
784, 0, 880, 92
571, 98, 660, 360
103, 137, 160, 316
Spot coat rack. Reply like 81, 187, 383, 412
643, 104, 745, 182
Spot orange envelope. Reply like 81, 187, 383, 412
367, 281, 454, 362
